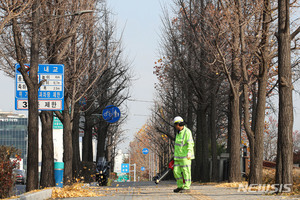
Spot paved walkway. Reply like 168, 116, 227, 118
190, 184, 300, 200
54, 181, 300, 200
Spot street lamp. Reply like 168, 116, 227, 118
41, 10, 94, 25
73, 10, 94, 16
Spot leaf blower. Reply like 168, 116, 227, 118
153, 159, 174, 184
153, 159, 186, 184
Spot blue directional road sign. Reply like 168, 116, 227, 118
15, 63, 64, 110
142, 148, 149, 155
141, 167, 145, 171
79, 96, 87, 106
121, 163, 130, 173
102, 105, 121, 123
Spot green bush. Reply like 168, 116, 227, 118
0, 146, 21, 199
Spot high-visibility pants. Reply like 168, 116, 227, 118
173, 159, 192, 189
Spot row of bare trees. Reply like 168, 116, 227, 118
147, 0, 299, 190
0, 0, 131, 191
128, 125, 161, 181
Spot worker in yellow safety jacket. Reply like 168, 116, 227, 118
173, 116, 194, 193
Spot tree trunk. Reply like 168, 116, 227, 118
82, 114, 93, 162
63, 100, 73, 184
276, 0, 293, 191
210, 85, 218, 182
227, 95, 232, 155
194, 103, 209, 182
229, 89, 241, 182
26, 0, 40, 191
72, 103, 81, 179
200, 105, 209, 182
251, 82, 257, 132
194, 108, 202, 181
40, 111, 55, 188
275, 139, 282, 184
238, 0, 270, 184
248, 134, 255, 180
106, 133, 112, 164
228, 23, 241, 182
97, 120, 109, 160
187, 86, 193, 130
250, 0, 271, 184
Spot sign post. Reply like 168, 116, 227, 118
15, 63, 64, 110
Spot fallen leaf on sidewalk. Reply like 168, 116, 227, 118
52, 183, 103, 198
215, 182, 247, 188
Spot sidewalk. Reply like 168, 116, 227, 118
54, 181, 300, 200
190, 183, 300, 200
7, 181, 300, 199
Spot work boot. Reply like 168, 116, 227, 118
179, 189, 191, 193
173, 188, 183, 193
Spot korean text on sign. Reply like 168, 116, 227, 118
15, 63, 64, 111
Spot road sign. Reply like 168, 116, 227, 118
117, 173, 129, 182
102, 105, 121, 123
141, 167, 145, 171
53, 116, 63, 129
142, 148, 149, 155
79, 96, 87, 106
121, 163, 130, 173
15, 63, 64, 110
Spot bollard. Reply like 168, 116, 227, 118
54, 162, 64, 188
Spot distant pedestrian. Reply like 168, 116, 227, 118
172, 116, 194, 193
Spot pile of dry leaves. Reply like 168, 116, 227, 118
51, 183, 103, 198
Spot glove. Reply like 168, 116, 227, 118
187, 152, 192, 160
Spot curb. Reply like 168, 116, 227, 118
15, 188, 53, 200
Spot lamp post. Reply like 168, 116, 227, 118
40, 10, 94, 25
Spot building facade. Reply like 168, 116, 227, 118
0, 112, 27, 170
114, 149, 124, 173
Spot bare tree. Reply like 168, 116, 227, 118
275, 0, 300, 191
39, 0, 95, 185
0, 0, 46, 190
77, 5, 131, 177
21, 0, 40, 191
0, 0, 33, 35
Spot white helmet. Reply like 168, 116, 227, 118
173, 116, 184, 124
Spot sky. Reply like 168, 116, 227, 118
107, 0, 169, 151
0, 0, 169, 152
0, 0, 299, 152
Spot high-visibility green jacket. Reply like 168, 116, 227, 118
174, 126, 195, 160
